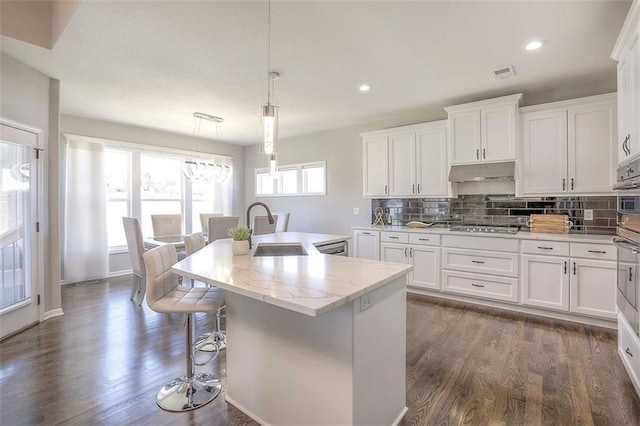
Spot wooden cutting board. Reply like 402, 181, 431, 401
527, 214, 572, 234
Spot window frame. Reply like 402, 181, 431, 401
255, 160, 326, 197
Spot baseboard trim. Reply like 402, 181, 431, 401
43, 308, 64, 321
392, 406, 408, 426
225, 395, 271, 426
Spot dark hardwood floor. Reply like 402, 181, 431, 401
1, 276, 638, 425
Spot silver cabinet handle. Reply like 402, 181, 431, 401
626, 348, 634, 357
471, 260, 485, 264
538, 246, 554, 250
562, 178, 566, 190
409, 248, 413, 257
384, 184, 388, 194
362, 232, 371, 235
404, 247, 407, 257
418, 238, 430, 241
588, 250, 607, 254
412, 184, 415, 194
417, 184, 420, 194
389, 236, 399, 239
471, 283, 485, 288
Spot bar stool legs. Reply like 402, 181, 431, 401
194, 306, 227, 352
156, 313, 221, 412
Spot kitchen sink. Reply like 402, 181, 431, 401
253, 242, 308, 257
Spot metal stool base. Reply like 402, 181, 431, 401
156, 373, 221, 412
195, 332, 227, 352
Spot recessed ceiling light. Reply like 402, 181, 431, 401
525, 40, 546, 51
359, 84, 372, 92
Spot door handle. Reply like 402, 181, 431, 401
409, 248, 413, 257
404, 247, 407, 257
412, 184, 416, 194
630, 267, 633, 282
471, 260, 485, 264
384, 185, 388, 194
588, 250, 607, 254
471, 283, 485, 288
538, 246, 554, 250
483, 148, 486, 159
476, 149, 480, 160
389, 236, 399, 239
417, 184, 420, 194
626, 348, 634, 357
571, 178, 574, 191
562, 178, 566, 191
573, 262, 576, 275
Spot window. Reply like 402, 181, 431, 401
104, 146, 233, 250
105, 150, 130, 248
255, 161, 326, 197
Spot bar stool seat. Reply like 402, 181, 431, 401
143, 244, 225, 412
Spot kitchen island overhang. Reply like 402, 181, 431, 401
172, 232, 413, 426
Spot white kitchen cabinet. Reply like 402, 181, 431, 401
361, 121, 452, 198
618, 312, 640, 396
381, 234, 440, 291
445, 93, 522, 165
362, 135, 388, 197
352, 230, 379, 260
570, 258, 617, 320
519, 94, 616, 196
522, 254, 570, 311
612, 1, 640, 164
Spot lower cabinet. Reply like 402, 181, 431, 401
442, 270, 519, 303
618, 313, 640, 396
380, 234, 440, 291
522, 254, 570, 311
570, 258, 617, 320
352, 230, 380, 260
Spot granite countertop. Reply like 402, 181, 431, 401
352, 224, 616, 244
171, 232, 413, 317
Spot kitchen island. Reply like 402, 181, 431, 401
172, 232, 412, 426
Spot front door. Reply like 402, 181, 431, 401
0, 122, 41, 339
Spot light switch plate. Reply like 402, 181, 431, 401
584, 209, 593, 221
360, 293, 374, 311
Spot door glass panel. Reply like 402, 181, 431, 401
0, 141, 31, 310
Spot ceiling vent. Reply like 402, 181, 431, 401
492, 66, 516, 80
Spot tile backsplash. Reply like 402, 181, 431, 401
372, 194, 617, 235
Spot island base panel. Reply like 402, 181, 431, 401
225, 275, 408, 426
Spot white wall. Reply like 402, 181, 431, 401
1, 53, 60, 315
244, 108, 446, 237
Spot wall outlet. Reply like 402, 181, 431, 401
584, 209, 593, 221
360, 293, 374, 311
353, 207, 360, 215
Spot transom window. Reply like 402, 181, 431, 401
255, 161, 326, 197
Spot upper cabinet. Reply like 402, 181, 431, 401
518, 94, 617, 196
612, 0, 640, 165
444, 93, 522, 165
362, 121, 454, 198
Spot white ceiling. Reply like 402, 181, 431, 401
0, 0, 632, 146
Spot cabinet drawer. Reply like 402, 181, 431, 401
618, 313, 640, 393
521, 240, 570, 256
381, 231, 408, 243
408, 233, 441, 246
442, 270, 519, 303
570, 243, 616, 261
442, 248, 519, 277
442, 235, 518, 252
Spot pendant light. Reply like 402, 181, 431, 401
260, 0, 279, 160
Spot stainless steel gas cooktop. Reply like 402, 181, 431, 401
448, 225, 520, 234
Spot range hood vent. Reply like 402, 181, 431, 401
448, 161, 515, 183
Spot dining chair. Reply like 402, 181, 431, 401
199, 213, 223, 235
122, 217, 146, 306
143, 243, 225, 412
253, 215, 278, 235
207, 216, 240, 243
151, 214, 182, 237
272, 212, 290, 232
184, 231, 228, 352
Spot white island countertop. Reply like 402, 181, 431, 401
172, 232, 413, 317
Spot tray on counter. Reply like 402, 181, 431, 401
526, 214, 573, 234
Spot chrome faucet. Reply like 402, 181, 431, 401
246, 202, 275, 249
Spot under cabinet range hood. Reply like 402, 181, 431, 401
448, 161, 515, 183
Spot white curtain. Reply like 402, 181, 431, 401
64, 138, 108, 283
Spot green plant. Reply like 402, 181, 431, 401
228, 226, 251, 241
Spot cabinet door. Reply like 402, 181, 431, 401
415, 125, 448, 196
618, 55, 633, 164
388, 131, 416, 196
481, 104, 516, 162
568, 101, 616, 193
380, 243, 407, 264
362, 136, 388, 197
521, 255, 569, 311
352, 230, 379, 260
521, 111, 568, 195
409, 245, 440, 290
630, 33, 640, 160
570, 259, 617, 319
449, 110, 481, 165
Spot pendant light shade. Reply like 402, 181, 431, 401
261, 99, 278, 155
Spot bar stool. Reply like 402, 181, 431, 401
184, 232, 227, 352
253, 215, 279, 235
143, 244, 225, 412
207, 216, 240, 243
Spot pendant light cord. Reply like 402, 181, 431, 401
267, 0, 271, 104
